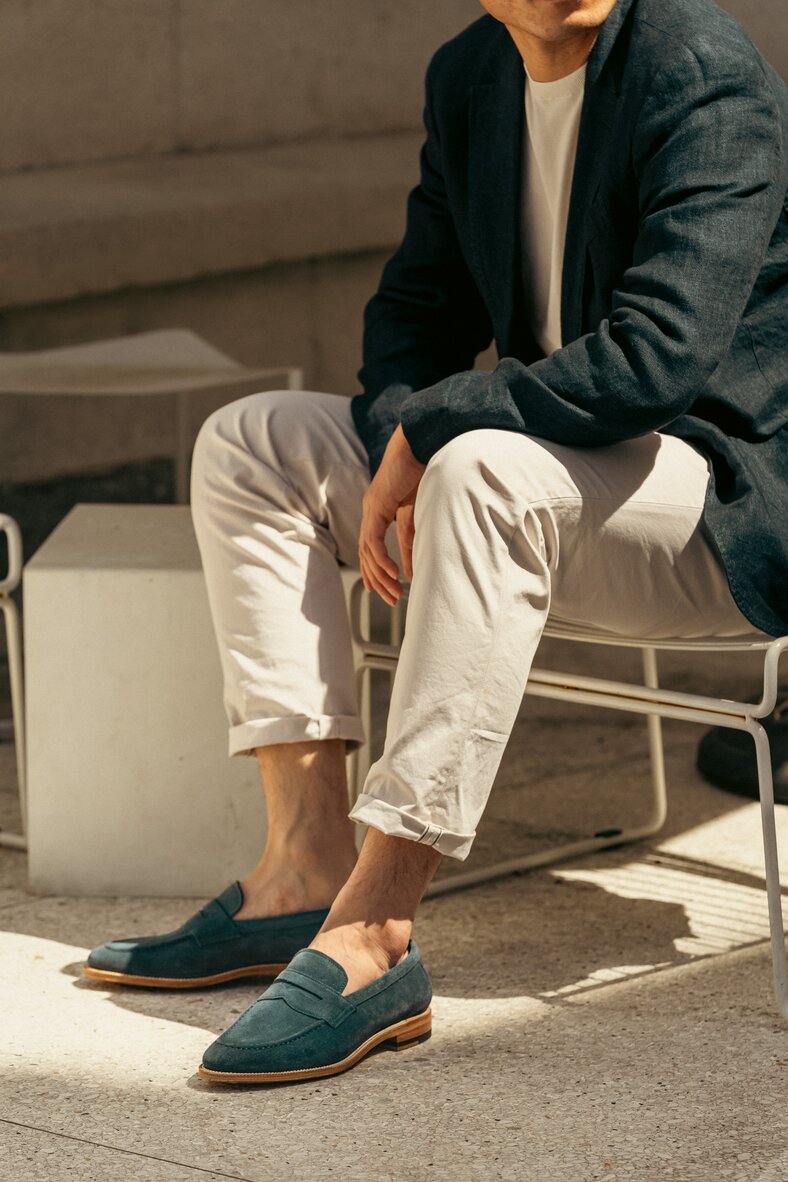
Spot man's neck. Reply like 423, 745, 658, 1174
506, 25, 600, 82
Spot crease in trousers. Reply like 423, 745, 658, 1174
190, 387, 765, 862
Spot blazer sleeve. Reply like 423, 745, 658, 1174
351, 51, 494, 477
398, 45, 787, 463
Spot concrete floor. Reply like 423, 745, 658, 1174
1, 645, 787, 1181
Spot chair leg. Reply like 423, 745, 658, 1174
424, 650, 671, 898
0, 593, 26, 850
747, 716, 788, 1018
345, 639, 673, 898
347, 587, 403, 809
641, 647, 668, 832
349, 661, 372, 852
360, 588, 373, 777
344, 579, 374, 851
350, 659, 373, 793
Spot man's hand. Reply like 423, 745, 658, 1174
359, 423, 426, 605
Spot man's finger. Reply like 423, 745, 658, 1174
361, 551, 399, 606
360, 519, 403, 598
369, 531, 400, 581
396, 513, 414, 582
362, 540, 402, 599
361, 505, 401, 587
396, 517, 415, 581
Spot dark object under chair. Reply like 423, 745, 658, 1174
697, 695, 788, 804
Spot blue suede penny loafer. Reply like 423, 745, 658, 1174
198, 937, 432, 1084
83, 882, 330, 989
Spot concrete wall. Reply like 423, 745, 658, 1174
0, 1, 485, 488
1, 0, 783, 174
0, 0, 482, 173
0, 0, 784, 486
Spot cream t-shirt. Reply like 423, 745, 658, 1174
520, 60, 587, 357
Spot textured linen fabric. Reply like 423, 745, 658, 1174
190, 389, 764, 861
350, 0, 788, 637
521, 60, 587, 357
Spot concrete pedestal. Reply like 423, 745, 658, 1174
24, 504, 269, 896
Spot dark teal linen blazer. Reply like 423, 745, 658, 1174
350, 0, 788, 637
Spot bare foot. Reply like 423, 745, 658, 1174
309, 919, 411, 995
302, 827, 440, 993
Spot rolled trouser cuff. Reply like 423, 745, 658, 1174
229, 714, 366, 757
348, 792, 475, 861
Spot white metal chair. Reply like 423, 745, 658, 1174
0, 514, 26, 850
340, 568, 788, 1019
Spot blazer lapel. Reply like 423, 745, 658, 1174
468, 29, 527, 355
561, 0, 637, 343
466, 0, 638, 354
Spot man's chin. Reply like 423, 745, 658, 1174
483, 0, 616, 32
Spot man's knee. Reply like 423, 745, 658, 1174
191, 388, 294, 491
420, 428, 556, 504
420, 432, 486, 496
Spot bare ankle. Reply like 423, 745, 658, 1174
309, 918, 412, 994
282, 836, 358, 876
237, 848, 357, 919
359, 919, 412, 971
319, 913, 412, 963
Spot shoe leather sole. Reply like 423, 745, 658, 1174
82, 962, 289, 989
196, 1006, 433, 1084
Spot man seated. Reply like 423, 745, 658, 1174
85, 0, 787, 1084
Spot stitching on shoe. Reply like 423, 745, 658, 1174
346, 951, 422, 1004
208, 1010, 430, 1072
218, 964, 425, 1051
219, 1021, 330, 1052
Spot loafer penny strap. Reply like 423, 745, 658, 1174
186, 899, 241, 946
264, 967, 355, 1028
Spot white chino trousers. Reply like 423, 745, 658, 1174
190, 387, 764, 862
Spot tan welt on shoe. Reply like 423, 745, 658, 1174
82, 962, 290, 989
197, 1007, 433, 1084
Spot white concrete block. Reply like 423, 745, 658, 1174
24, 504, 269, 896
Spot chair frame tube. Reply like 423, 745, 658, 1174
0, 514, 26, 850
341, 571, 788, 1018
